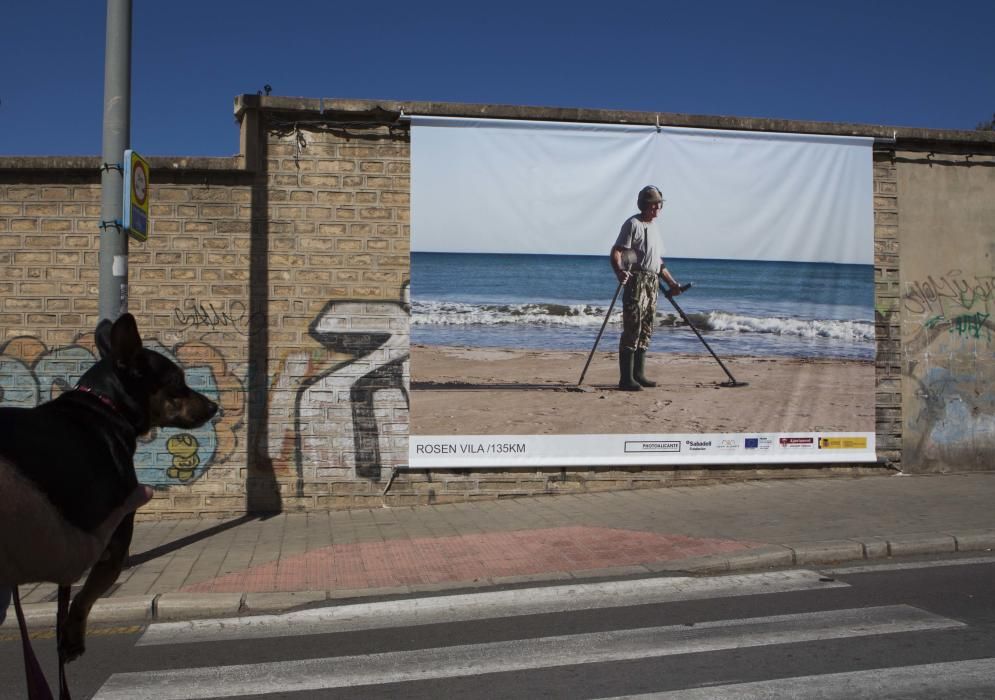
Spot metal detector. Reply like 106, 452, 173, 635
661, 281, 747, 388
578, 251, 638, 387
577, 277, 624, 386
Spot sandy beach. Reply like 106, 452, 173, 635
410, 345, 875, 436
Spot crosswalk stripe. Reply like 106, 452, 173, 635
95, 605, 961, 700
601, 657, 995, 699
139, 569, 846, 646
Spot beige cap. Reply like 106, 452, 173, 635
637, 185, 664, 210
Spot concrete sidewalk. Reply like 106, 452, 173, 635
7, 472, 995, 628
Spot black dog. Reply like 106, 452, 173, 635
0, 313, 217, 660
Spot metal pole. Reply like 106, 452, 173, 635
98, 0, 132, 322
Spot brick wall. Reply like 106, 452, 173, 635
241, 114, 411, 513
872, 151, 902, 466
3, 99, 992, 518
1, 175, 103, 346
0, 162, 256, 518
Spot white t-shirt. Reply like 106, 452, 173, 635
614, 215, 664, 272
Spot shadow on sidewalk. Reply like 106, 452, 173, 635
126, 515, 262, 568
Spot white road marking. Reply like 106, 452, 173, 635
603, 657, 995, 699
139, 570, 846, 646
96, 605, 961, 700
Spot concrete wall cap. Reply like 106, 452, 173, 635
234, 94, 995, 148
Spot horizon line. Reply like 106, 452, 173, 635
410, 251, 874, 266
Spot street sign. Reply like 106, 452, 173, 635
122, 149, 150, 242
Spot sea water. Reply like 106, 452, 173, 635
410, 252, 874, 360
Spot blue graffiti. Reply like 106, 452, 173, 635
0, 356, 39, 406
133, 341, 220, 486
0, 340, 220, 487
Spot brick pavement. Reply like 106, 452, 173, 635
7, 472, 995, 626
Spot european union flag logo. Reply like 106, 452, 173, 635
745, 438, 759, 449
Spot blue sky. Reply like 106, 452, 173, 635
3, 0, 993, 157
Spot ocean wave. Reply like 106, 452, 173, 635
411, 301, 607, 327
703, 312, 875, 341
411, 301, 874, 341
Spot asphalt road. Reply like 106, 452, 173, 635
3, 555, 995, 699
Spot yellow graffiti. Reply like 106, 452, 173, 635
166, 433, 201, 482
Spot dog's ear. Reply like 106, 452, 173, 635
95, 318, 114, 360
109, 313, 144, 369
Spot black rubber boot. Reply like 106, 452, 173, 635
633, 349, 657, 387
618, 349, 642, 391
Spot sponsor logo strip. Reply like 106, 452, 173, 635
819, 436, 869, 449
408, 433, 875, 467
625, 440, 681, 453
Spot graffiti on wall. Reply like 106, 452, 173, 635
0, 333, 244, 487
1, 286, 410, 493
905, 364, 995, 467
264, 285, 411, 490
903, 270, 995, 319
305, 298, 410, 482
903, 269, 995, 469
174, 298, 262, 337
924, 312, 991, 341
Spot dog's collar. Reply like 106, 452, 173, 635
74, 385, 122, 415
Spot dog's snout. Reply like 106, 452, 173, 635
192, 393, 219, 423
161, 391, 220, 430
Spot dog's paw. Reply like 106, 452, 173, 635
59, 616, 87, 662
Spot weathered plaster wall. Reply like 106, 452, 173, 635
897, 151, 995, 471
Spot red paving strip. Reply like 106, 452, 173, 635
181, 526, 759, 593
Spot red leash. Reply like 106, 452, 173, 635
57, 585, 72, 700
12, 585, 73, 700
12, 586, 54, 700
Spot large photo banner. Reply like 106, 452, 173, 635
408, 117, 875, 467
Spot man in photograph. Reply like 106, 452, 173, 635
610, 185, 683, 391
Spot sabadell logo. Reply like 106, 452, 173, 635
685, 440, 712, 449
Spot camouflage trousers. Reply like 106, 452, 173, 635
620, 271, 659, 351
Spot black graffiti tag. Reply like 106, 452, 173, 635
903, 271, 995, 315
174, 299, 257, 336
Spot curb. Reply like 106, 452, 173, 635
691, 529, 995, 575
5, 529, 994, 630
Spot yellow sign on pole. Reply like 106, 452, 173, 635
122, 149, 150, 242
